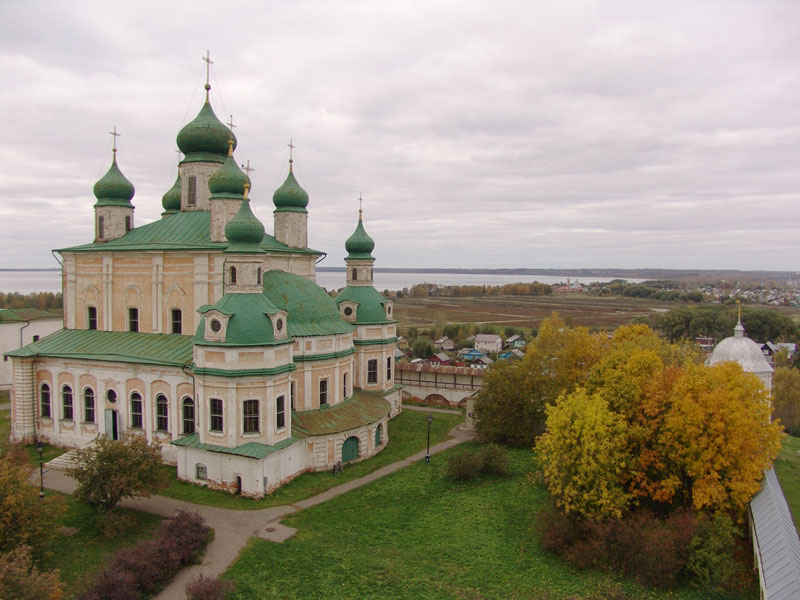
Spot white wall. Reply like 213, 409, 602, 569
0, 318, 62, 389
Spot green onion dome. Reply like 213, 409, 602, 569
93, 155, 135, 207
225, 194, 265, 252
272, 166, 309, 212
345, 211, 375, 259
176, 101, 236, 162
161, 173, 181, 213
209, 142, 249, 198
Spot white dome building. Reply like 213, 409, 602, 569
706, 319, 773, 391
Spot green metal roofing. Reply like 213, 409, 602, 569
209, 146, 249, 198
335, 285, 394, 325
0, 308, 62, 323
291, 391, 390, 438
58, 211, 320, 255
225, 197, 266, 253
345, 212, 375, 260
171, 433, 297, 459
177, 100, 236, 161
161, 173, 181, 213
196, 293, 285, 347
272, 167, 309, 212
93, 157, 135, 207
6, 328, 193, 366
262, 270, 354, 337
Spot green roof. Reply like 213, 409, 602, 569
0, 308, 62, 323
291, 391, 390, 438
93, 157, 135, 207
161, 173, 181, 213
58, 211, 320, 255
177, 100, 236, 161
209, 147, 249, 199
262, 270, 354, 337
225, 197, 266, 253
6, 328, 193, 366
345, 213, 375, 260
335, 285, 394, 325
171, 433, 297, 459
272, 167, 309, 212
196, 293, 286, 347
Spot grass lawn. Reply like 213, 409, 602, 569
158, 409, 464, 510
39, 493, 163, 598
773, 433, 800, 529
224, 444, 756, 600
0, 406, 9, 443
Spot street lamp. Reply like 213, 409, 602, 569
425, 414, 433, 463
37, 441, 45, 498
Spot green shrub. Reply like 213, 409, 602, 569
687, 513, 739, 597
446, 452, 482, 481
478, 444, 510, 476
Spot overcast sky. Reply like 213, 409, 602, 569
1, 0, 799, 271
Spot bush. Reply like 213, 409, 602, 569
79, 511, 211, 600
0, 544, 64, 600
446, 452, 482, 482
687, 513, 740, 597
185, 574, 234, 600
478, 444, 510, 476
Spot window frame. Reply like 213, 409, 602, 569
171, 308, 182, 334
230, 266, 237, 285
98, 215, 105, 238
182, 396, 195, 435
62, 385, 73, 421
367, 359, 378, 384
40, 383, 51, 418
243, 399, 260, 434
386, 356, 392, 382
209, 398, 224, 433
195, 463, 207, 480
343, 372, 348, 399
319, 379, 328, 406
187, 175, 197, 206
290, 381, 296, 411
155, 393, 169, 432
276, 395, 285, 430
87, 306, 97, 330
128, 307, 139, 332
83, 387, 95, 423
130, 392, 143, 429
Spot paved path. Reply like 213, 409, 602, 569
41, 423, 475, 600
403, 404, 464, 415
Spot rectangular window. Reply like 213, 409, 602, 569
32, 335, 39, 342
124, 215, 131, 232
84, 389, 95, 423
187, 176, 197, 206
243, 399, 259, 433
276, 395, 285, 429
156, 394, 169, 432
171, 309, 182, 334
98, 216, 105, 238
387, 357, 392, 382
40, 384, 51, 418
319, 379, 328, 406
128, 308, 139, 332
62, 386, 73, 420
343, 373, 348, 399
367, 359, 378, 384
88, 306, 97, 330
210, 398, 224, 432
290, 381, 296, 411
131, 394, 143, 428
196, 464, 207, 480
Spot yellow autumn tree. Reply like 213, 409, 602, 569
537, 389, 632, 519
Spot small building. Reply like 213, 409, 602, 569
459, 348, 486, 363
0, 308, 62, 389
505, 334, 526, 349
434, 336, 455, 351
474, 333, 502, 353
428, 352, 451, 365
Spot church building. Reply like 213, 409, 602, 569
7, 76, 401, 497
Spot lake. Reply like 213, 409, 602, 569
0, 269, 637, 294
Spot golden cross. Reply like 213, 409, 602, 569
226, 115, 236, 131
358, 193, 363, 217
242, 160, 255, 177
288, 138, 295, 162
109, 126, 120, 154
203, 50, 213, 87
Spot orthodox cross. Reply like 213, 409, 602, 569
358, 193, 363, 217
226, 115, 236, 131
109, 126, 120, 159
242, 159, 255, 178
288, 138, 295, 170
203, 50, 213, 98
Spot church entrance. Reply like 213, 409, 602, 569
104, 409, 119, 440
342, 436, 360, 463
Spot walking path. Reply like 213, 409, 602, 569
40, 423, 476, 600
403, 404, 464, 415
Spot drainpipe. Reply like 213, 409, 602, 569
19, 321, 30, 348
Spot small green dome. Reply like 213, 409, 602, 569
93, 156, 135, 207
225, 196, 265, 252
272, 168, 309, 212
336, 286, 393, 325
196, 293, 285, 347
209, 148, 249, 198
161, 173, 181, 212
177, 101, 236, 160
345, 212, 375, 259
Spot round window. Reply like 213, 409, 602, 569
344, 307, 353, 316
276, 318, 283, 332
210, 319, 222, 333
107, 389, 117, 403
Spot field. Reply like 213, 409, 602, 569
774, 434, 800, 526
393, 294, 679, 332
224, 443, 756, 600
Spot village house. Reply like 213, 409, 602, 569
474, 333, 502, 353
434, 336, 455, 351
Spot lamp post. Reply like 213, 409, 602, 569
37, 441, 45, 498
425, 414, 433, 463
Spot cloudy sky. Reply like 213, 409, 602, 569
1, 0, 799, 271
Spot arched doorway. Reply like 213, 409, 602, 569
374, 424, 383, 447
342, 436, 360, 463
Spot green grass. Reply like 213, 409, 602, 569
773, 434, 800, 529
38, 493, 163, 598
0, 406, 10, 443
158, 410, 464, 510
225, 444, 756, 599
24, 442, 68, 465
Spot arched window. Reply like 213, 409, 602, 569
257, 267, 262, 285
62, 385, 73, 420
130, 392, 143, 428
156, 394, 169, 432
182, 397, 195, 435
83, 388, 95, 423
195, 464, 207, 480
40, 383, 51, 418
375, 423, 383, 447
230, 266, 237, 285
352, 268, 357, 281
